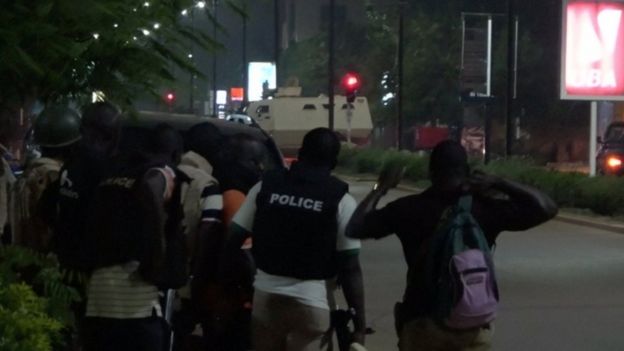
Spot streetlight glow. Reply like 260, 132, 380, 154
196, 1, 206, 9
142, 29, 151, 36
181, 9, 188, 16
153, 23, 160, 30
92, 33, 100, 40
143, 1, 150, 7
113, 23, 118, 28
188, 53, 193, 59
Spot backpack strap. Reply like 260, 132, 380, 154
457, 195, 472, 212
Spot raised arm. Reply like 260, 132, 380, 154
346, 165, 405, 239
471, 171, 559, 230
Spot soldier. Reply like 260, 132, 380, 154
11, 106, 81, 251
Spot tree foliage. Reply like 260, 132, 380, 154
0, 0, 224, 110
0, 246, 82, 350
279, 6, 461, 127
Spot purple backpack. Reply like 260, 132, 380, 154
425, 195, 499, 329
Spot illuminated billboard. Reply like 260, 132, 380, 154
561, 0, 624, 100
231, 87, 244, 102
248, 62, 276, 102
216, 90, 227, 105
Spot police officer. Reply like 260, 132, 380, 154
222, 128, 366, 351
53, 101, 121, 271
11, 106, 81, 251
81, 123, 189, 351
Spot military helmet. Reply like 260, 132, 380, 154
33, 106, 82, 148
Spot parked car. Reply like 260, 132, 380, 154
597, 122, 624, 175
120, 111, 286, 171
225, 113, 257, 126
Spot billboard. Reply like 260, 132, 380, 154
216, 90, 227, 105
561, 0, 624, 100
231, 87, 244, 102
248, 62, 276, 102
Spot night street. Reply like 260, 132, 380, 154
346, 180, 624, 351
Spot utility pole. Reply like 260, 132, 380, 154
505, 0, 517, 157
274, 0, 280, 68
242, 7, 248, 105
328, 0, 335, 130
212, 0, 218, 117
190, 9, 195, 113
397, 1, 405, 149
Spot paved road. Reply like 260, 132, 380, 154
344, 180, 624, 351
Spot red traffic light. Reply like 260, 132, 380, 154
342, 73, 361, 91
166, 93, 175, 102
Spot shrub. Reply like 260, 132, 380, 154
0, 283, 63, 351
0, 246, 82, 351
338, 147, 624, 216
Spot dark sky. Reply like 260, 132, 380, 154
186, 0, 275, 98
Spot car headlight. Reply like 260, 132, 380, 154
607, 156, 622, 168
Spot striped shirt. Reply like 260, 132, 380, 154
86, 262, 161, 319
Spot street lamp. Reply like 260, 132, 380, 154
196, 1, 206, 9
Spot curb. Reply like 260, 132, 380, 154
337, 173, 624, 235
555, 213, 624, 234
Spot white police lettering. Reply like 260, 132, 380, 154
269, 193, 323, 212
101, 177, 136, 189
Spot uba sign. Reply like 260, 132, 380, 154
561, 0, 624, 100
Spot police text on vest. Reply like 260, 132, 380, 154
269, 193, 323, 212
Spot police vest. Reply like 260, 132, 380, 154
252, 165, 348, 280
86, 154, 182, 255
54, 145, 110, 270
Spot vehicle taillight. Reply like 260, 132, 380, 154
607, 156, 622, 168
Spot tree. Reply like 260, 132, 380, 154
278, 6, 462, 130
0, 0, 229, 152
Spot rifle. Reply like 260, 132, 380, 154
331, 309, 354, 351
164, 289, 176, 351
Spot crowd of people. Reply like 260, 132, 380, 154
0, 101, 558, 351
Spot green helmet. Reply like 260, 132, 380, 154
33, 106, 82, 148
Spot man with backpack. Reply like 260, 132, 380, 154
346, 140, 558, 351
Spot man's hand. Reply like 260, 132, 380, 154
466, 170, 501, 194
375, 164, 406, 194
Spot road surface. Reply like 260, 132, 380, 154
345, 180, 624, 351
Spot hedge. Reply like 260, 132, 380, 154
337, 146, 624, 216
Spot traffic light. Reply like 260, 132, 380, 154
165, 92, 175, 103
341, 72, 361, 103
164, 92, 175, 111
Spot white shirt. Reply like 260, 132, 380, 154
232, 181, 360, 310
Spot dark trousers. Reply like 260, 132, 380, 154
83, 316, 166, 351
202, 307, 251, 351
